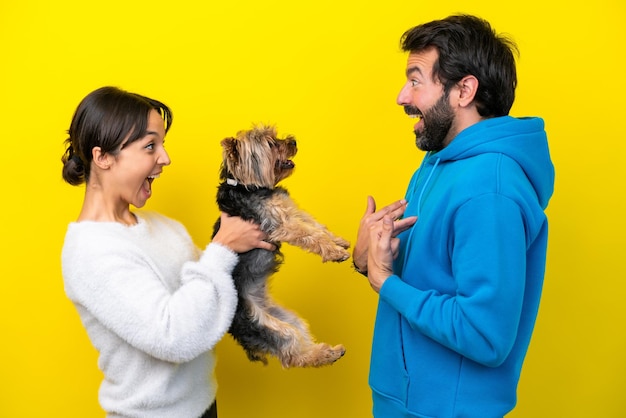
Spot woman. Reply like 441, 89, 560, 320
61, 86, 273, 418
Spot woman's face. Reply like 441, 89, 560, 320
108, 109, 171, 209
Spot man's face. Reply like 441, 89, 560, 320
397, 48, 455, 152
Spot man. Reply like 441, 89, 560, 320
352, 15, 554, 417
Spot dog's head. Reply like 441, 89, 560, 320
220, 124, 297, 188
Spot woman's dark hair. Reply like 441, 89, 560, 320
61, 86, 173, 185
400, 15, 518, 117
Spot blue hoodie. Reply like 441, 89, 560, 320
369, 116, 555, 418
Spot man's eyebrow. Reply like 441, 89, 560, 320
406, 66, 423, 78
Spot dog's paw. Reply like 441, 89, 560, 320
284, 343, 346, 368
332, 236, 350, 249
315, 343, 346, 367
322, 246, 351, 263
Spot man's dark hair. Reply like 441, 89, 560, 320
400, 15, 518, 117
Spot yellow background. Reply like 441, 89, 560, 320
1, 0, 624, 417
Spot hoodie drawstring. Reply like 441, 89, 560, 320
400, 156, 441, 275
416, 156, 440, 218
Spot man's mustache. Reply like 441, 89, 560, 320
404, 105, 422, 116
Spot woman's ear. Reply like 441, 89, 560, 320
91, 146, 112, 170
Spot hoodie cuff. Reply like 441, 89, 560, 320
379, 275, 415, 314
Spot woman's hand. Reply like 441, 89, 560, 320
212, 212, 275, 253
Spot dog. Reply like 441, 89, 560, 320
212, 124, 349, 368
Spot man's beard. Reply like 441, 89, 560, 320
411, 91, 454, 152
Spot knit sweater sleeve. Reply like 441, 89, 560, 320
62, 214, 239, 363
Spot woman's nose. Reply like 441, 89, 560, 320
159, 149, 171, 166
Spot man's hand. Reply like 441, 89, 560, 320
367, 215, 396, 293
352, 196, 417, 276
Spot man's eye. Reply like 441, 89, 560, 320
411, 80, 419, 87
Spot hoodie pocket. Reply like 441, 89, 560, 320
369, 301, 409, 404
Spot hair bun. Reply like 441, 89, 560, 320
70, 153, 84, 167
61, 145, 86, 186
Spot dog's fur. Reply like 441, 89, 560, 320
212, 125, 349, 368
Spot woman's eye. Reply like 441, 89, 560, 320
145, 143, 154, 150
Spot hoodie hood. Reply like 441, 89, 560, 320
427, 116, 554, 208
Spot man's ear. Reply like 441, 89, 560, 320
91, 146, 112, 170
457, 75, 479, 107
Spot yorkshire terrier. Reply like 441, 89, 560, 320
213, 124, 349, 368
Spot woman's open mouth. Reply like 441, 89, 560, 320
143, 174, 160, 196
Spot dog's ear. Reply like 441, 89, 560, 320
221, 137, 239, 161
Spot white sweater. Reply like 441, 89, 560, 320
62, 211, 239, 418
